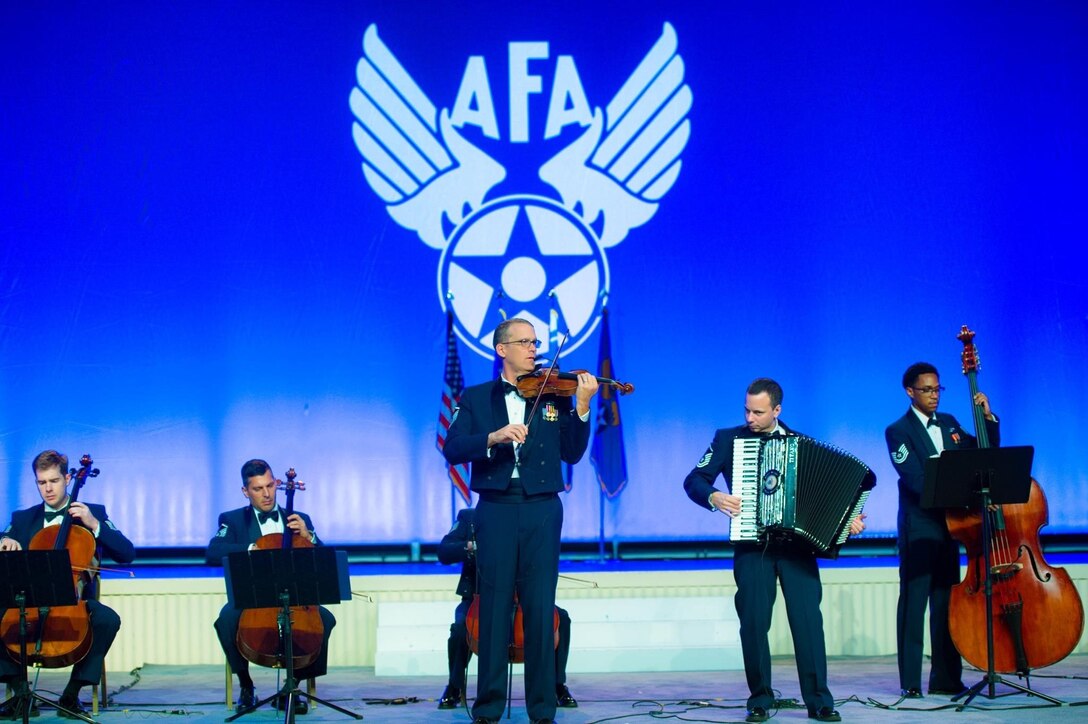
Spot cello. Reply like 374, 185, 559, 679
464, 594, 560, 663
1, 455, 99, 667
945, 326, 1084, 674
235, 469, 325, 670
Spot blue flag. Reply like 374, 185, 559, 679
590, 306, 627, 498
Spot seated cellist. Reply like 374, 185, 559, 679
206, 458, 335, 715
0, 450, 135, 719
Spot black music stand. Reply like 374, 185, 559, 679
922, 445, 1061, 709
222, 547, 361, 724
0, 550, 95, 724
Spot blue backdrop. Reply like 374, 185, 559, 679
2, 1, 1085, 547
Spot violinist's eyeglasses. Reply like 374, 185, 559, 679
911, 385, 945, 395
501, 338, 541, 349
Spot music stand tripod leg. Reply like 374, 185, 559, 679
224, 592, 362, 723
5, 596, 96, 724
277, 594, 362, 721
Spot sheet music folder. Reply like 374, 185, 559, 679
922, 445, 1034, 509
0, 549, 79, 609
223, 548, 349, 610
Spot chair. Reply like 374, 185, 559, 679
90, 667, 107, 715
2, 668, 106, 715
89, 573, 108, 715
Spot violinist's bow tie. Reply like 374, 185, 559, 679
502, 380, 520, 396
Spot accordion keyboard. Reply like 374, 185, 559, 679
729, 438, 762, 542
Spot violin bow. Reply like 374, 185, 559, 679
523, 330, 569, 430
558, 573, 599, 588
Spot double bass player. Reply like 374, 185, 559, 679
885, 362, 998, 698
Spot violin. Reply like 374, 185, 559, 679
945, 327, 1084, 674
516, 368, 634, 398
235, 469, 326, 670
1, 455, 100, 668
464, 593, 559, 663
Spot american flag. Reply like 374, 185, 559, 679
438, 309, 471, 503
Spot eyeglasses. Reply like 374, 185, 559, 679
911, 385, 945, 395
501, 338, 541, 349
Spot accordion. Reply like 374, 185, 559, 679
729, 434, 876, 557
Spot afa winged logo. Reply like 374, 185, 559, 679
349, 22, 691, 358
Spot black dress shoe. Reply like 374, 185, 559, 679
928, 682, 967, 696
745, 707, 769, 723
237, 685, 257, 710
900, 687, 923, 698
472, 718, 496, 724
809, 707, 841, 722
437, 685, 461, 709
273, 693, 308, 715
56, 697, 87, 720
0, 699, 40, 720
556, 683, 578, 708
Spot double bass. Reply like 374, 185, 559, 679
945, 326, 1084, 674
1, 455, 100, 667
235, 469, 325, 670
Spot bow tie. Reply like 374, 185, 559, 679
257, 510, 280, 524
44, 507, 68, 523
927, 417, 940, 428
501, 380, 520, 397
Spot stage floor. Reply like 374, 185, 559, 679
13, 654, 1087, 723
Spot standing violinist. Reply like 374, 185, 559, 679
683, 379, 860, 723
435, 507, 577, 712
443, 318, 597, 724
885, 362, 998, 698
205, 459, 335, 715
0, 450, 135, 719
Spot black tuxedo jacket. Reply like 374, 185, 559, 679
438, 508, 477, 598
205, 506, 322, 566
683, 422, 800, 511
2, 501, 135, 565
885, 407, 1000, 527
444, 379, 590, 495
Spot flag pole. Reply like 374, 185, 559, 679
451, 463, 457, 523
599, 484, 606, 561
439, 294, 472, 523
589, 300, 628, 560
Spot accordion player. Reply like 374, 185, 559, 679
730, 434, 876, 557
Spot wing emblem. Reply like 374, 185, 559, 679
350, 24, 505, 249
539, 22, 692, 249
